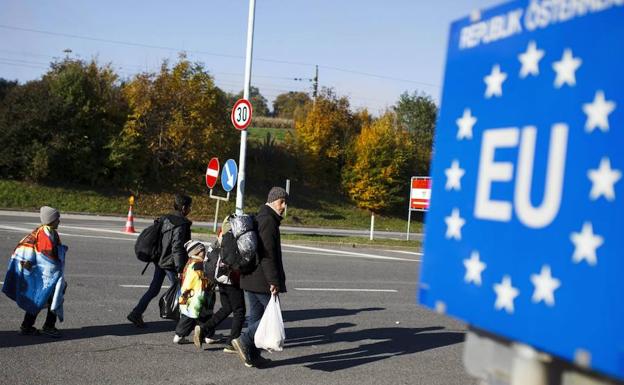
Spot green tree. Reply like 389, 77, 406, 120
394, 91, 437, 175
0, 78, 17, 102
232, 86, 270, 116
0, 59, 127, 185
272, 91, 311, 119
292, 88, 358, 186
44, 59, 128, 185
342, 111, 415, 213
113, 55, 237, 189
0, 80, 54, 180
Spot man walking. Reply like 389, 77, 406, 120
232, 187, 287, 368
127, 194, 192, 328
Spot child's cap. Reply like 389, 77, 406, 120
184, 240, 206, 256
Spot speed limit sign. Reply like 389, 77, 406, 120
231, 99, 253, 130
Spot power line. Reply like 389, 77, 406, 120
0, 24, 441, 88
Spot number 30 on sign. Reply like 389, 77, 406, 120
231, 99, 253, 130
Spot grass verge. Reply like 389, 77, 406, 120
0, 179, 424, 234
192, 227, 420, 249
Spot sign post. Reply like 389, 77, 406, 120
406, 176, 431, 240
235, 0, 256, 215
205, 157, 229, 233
419, 2, 624, 384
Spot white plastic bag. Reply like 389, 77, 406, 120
254, 295, 285, 352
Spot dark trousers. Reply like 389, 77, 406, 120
240, 291, 271, 359
175, 291, 216, 337
200, 284, 245, 345
132, 263, 176, 316
22, 296, 56, 329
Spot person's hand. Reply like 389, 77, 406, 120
270, 284, 279, 295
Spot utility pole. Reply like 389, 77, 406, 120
294, 65, 319, 99
313, 65, 318, 99
235, 0, 256, 215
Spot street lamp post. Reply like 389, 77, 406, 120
235, 0, 256, 215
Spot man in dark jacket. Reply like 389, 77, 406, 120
127, 194, 192, 328
232, 187, 287, 368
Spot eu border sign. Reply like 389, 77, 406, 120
419, 1, 623, 380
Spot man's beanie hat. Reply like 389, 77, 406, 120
267, 186, 288, 203
184, 240, 205, 256
40, 206, 60, 225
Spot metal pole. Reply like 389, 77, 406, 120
284, 179, 290, 217
213, 199, 220, 233
235, 0, 256, 215
407, 209, 412, 241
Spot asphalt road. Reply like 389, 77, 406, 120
0, 212, 474, 385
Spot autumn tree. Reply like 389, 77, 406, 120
292, 89, 358, 185
111, 55, 236, 189
272, 91, 311, 119
342, 111, 415, 213
394, 91, 437, 175
231, 86, 270, 116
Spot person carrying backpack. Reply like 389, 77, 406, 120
232, 187, 288, 368
127, 194, 192, 328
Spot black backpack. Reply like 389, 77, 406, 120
134, 217, 164, 272
220, 214, 259, 274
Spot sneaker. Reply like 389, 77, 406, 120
173, 334, 189, 344
231, 337, 254, 368
127, 312, 146, 328
19, 326, 40, 336
223, 344, 237, 354
41, 326, 61, 338
193, 325, 203, 349
204, 334, 224, 344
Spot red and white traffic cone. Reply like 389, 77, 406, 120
124, 205, 136, 233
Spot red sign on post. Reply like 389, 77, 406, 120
410, 177, 431, 211
231, 99, 253, 130
206, 157, 220, 189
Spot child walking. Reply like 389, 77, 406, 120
173, 240, 216, 344
193, 220, 246, 353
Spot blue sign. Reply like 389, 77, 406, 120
221, 159, 238, 192
419, 1, 623, 380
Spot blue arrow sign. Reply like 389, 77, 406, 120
221, 159, 238, 192
419, 1, 624, 380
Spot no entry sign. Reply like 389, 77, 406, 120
410, 177, 431, 211
231, 99, 253, 130
205, 157, 219, 189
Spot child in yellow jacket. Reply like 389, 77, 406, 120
173, 240, 215, 344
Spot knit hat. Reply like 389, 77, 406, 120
40, 206, 60, 225
184, 240, 205, 256
267, 186, 288, 203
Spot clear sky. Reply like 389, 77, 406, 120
1, 0, 503, 114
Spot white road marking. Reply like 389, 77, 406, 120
285, 250, 347, 257
26, 222, 138, 236
295, 288, 398, 293
282, 244, 419, 262
382, 249, 423, 256
0, 225, 135, 242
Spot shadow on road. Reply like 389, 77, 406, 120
274, 324, 464, 372
282, 307, 384, 322
0, 320, 176, 348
